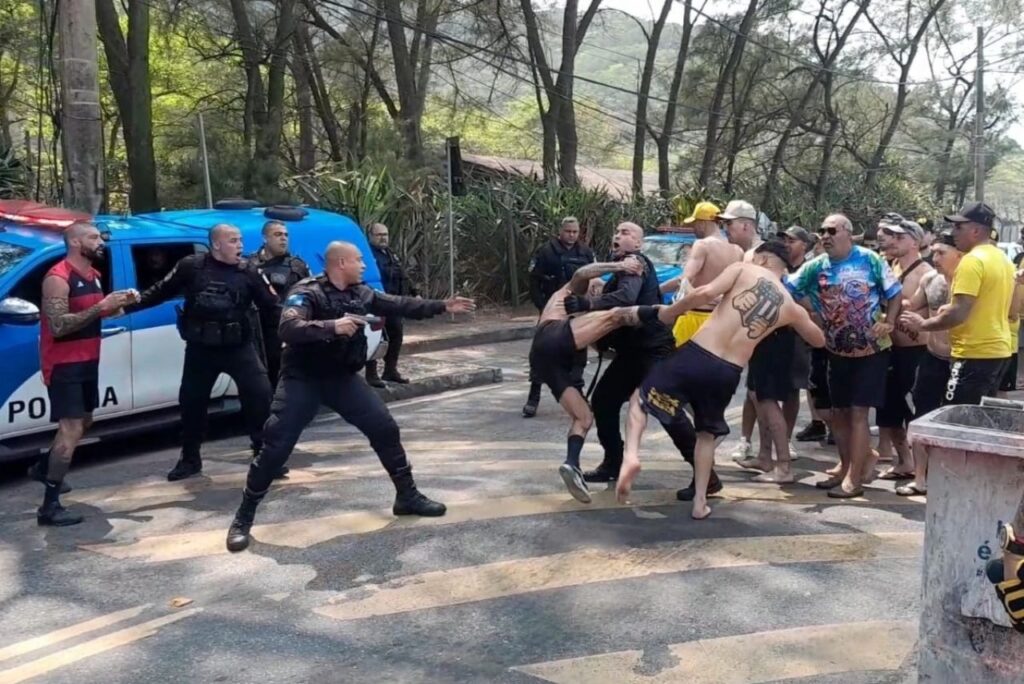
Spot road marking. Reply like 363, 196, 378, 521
81, 484, 921, 563
511, 619, 916, 683
0, 608, 200, 684
0, 604, 150, 662
315, 532, 921, 621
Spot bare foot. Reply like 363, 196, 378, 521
825, 464, 843, 476
735, 457, 770, 472
753, 468, 796, 484
691, 501, 712, 520
616, 460, 641, 504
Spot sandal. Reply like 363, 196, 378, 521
827, 486, 864, 499
878, 469, 914, 481
895, 483, 927, 497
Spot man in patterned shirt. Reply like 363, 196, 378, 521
787, 214, 902, 498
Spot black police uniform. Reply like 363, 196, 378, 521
225, 276, 452, 552
367, 243, 417, 383
524, 238, 595, 414
130, 253, 280, 481
249, 248, 311, 386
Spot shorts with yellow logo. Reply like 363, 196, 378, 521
672, 309, 713, 347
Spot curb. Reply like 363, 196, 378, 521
403, 325, 535, 355
374, 366, 504, 403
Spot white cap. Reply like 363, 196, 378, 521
718, 199, 757, 221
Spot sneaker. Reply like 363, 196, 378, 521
582, 462, 620, 483
558, 463, 592, 504
730, 439, 752, 461
795, 421, 826, 442
676, 473, 724, 501
789, 441, 800, 460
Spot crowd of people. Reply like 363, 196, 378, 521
525, 200, 1024, 518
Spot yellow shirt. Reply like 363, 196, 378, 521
950, 244, 1014, 359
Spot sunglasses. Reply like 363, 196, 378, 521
817, 226, 838, 236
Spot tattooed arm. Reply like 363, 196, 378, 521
41, 276, 124, 338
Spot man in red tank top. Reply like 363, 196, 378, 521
34, 222, 134, 526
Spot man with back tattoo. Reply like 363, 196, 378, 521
617, 240, 825, 520
33, 223, 136, 525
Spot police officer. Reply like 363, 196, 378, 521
561, 222, 675, 484
365, 222, 417, 387
225, 241, 476, 552
524, 217, 595, 416
249, 220, 311, 386
130, 224, 280, 481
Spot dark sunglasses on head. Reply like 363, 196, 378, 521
817, 226, 838, 236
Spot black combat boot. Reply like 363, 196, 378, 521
522, 382, 542, 418
382, 364, 410, 384
28, 453, 71, 493
676, 470, 724, 502
167, 453, 202, 482
37, 480, 83, 527
226, 488, 266, 552
365, 362, 386, 388
390, 465, 446, 517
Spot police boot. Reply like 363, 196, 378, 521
676, 470, 723, 502
522, 383, 542, 418
28, 453, 71, 494
390, 465, 446, 517
365, 363, 386, 389
382, 364, 410, 384
583, 458, 621, 483
167, 453, 202, 482
226, 488, 266, 552
37, 480, 83, 527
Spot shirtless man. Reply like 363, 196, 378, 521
661, 201, 743, 348
895, 232, 959, 496
527, 256, 657, 503
876, 217, 934, 480
618, 240, 826, 519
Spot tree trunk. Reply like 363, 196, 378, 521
291, 32, 316, 172
383, 0, 426, 164
631, 0, 673, 195
655, 0, 693, 196
296, 24, 343, 163
698, 0, 759, 189
251, 0, 297, 196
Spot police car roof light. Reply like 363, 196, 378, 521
213, 198, 261, 210
0, 199, 92, 230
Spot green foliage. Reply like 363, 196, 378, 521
0, 147, 26, 199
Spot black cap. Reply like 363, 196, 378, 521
935, 231, 958, 248
778, 225, 814, 247
755, 239, 791, 269
944, 202, 996, 228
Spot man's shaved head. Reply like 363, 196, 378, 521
325, 241, 366, 286
326, 241, 360, 261
63, 222, 105, 263
611, 221, 644, 257
209, 223, 244, 265
63, 221, 96, 246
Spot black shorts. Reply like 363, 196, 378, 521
747, 328, 798, 402
912, 352, 950, 419
945, 357, 1008, 406
876, 345, 927, 428
791, 337, 811, 391
529, 319, 585, 401
47, 379, 99, 422
640, 341, 742, 438
1000, 353, 1019, 392
809, 347, 831, 409
827, 351, 890, 409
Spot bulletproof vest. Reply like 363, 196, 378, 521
558, 244, 592, 284
177, 255, 253, 347
258, 254, 306, 302
603, 252, 672, 353
293, 276, 369, 374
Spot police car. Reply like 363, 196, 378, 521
0, 200, 383, 462
641, 228, 697, 303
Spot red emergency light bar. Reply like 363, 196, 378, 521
0, 200, 92, 230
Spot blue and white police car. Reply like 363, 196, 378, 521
0, 200, 382, 462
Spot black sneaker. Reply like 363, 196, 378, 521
676, 473, 724, 501
795, 421, 827, 442
28, 464, 71, 493
393, 491, 447, 517
37, 503, 83, 527
522, 400, 538, 418
167, 459, 202, 482
559, 463, 592, 504
382, 371, 411, 384
582, 463, 620, 483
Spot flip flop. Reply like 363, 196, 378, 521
878, 470, 914, 481
827, 486, 864, 499
815, 476, 844, 490
896, 483, 927, 496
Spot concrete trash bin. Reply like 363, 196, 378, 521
909, 402, 1024, 683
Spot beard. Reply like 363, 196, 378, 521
82, 246, 105, 263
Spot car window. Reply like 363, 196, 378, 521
131, 243, 208, 291
8, 253, 113, 306
0, 241, 32, 278
642, 240, 688, 265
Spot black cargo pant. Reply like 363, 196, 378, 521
246, 371, 410, 494
261, 326, 283, 388
592, 349, 664, 468
180, 343, 271, 462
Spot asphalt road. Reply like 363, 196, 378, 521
0, 339, 924, 683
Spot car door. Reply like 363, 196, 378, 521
126, 240, 231, 410
0, 243, 133, 439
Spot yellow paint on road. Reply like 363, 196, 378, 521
315, 532, 921, 621
81, 483, 921, 563
511, 619, 916, 683
0, 604, 150, 662
0, 608, 200, 684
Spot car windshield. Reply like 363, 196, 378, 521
642, 239, 686, 265
0, 241, 32, 278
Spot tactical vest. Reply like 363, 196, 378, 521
177, 255, 253, 347
258, 254, 307, 303
291, 276, 369, 374
603, 252, 672, 353
558, 245, 592, 285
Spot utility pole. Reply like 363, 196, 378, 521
58, 0, 105, 214
975, 26, 985, 202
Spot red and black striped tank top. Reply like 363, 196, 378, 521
39, 259, 103, 385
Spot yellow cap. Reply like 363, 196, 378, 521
683, 201, 721, 224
